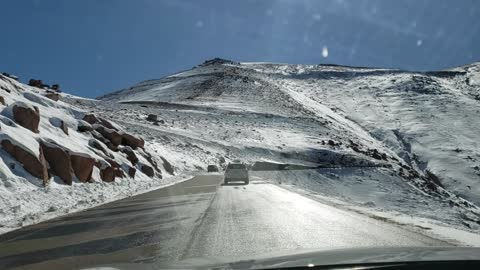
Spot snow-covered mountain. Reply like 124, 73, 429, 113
97, 58, 480, 234
1, 58, 480, 240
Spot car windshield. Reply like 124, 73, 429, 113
1, 0, 480, 269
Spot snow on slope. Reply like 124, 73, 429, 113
94, 59, 480, 239
0, 74, 183, 234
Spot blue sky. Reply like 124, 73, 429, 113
1, 0, 479, 97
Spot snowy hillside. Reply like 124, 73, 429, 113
94, 58, 480, 235
0, 74, 180, 234
2, 58, 480, 240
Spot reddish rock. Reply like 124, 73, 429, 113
120, 132, 144, 149
99, 166, 115, 182
128, 166, 136, 178
94, 125, 122, 146
106, 158, 121, 168
12, 103, 40, 133
0, 96, 5, 105
91, 131, 119, 152
88, 139, 112, 158
82, 113, 117, 130
1, 139, 49, 185
40, 141, 73, 185
82, 113, 100, 125
141, 164, 155, 177
70, 153, 95, 182
115, 168, 125, 178
120, 146, 138, 165
45, 92, 60, 101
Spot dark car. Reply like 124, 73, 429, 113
224, 162, 249, 184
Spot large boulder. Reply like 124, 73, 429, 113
127, 166, 136, 178
88, 139, 112, 158
77, 120, 93, 132
91, 131, 118, 152
1, 139, 49, 185
120, 146, 138, 165
40, 141, 73, 185
140, 164, 154, 177
99, 166, 115, 182
142, 151, 160, 172
94, 125, 122, 146
120, 132, 144, 149
44, 92, 60, 101
70, 153, 95, 182
160, 156, 174, 175
11, 102, 40, 133
82, 113, 117, 130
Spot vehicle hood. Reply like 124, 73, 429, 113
81, 247, 480, 269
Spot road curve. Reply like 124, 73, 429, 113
0, 175, 450, 269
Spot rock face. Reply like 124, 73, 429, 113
1, 140, 49, 185
99, 166, 115, 182
70, 153, 95, 182
12, 103, 40, 133
40, 141, 73, 185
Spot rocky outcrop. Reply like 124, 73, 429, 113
0, 96, 5, 105
11, 102, 40, 133
40, 141, 73, 185
1, 139, 49, 185
70, 153, 95, 182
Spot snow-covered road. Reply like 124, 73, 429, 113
0, 174, 450, 269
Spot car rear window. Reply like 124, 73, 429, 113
227, 164, 245, 169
